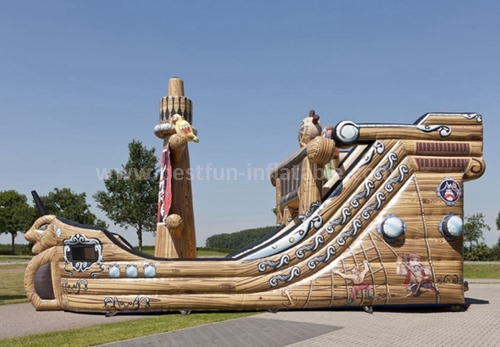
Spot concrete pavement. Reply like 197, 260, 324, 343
100, 282, 499, 347
1, 282, 498, 347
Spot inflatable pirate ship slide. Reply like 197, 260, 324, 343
24, 78, 485, 314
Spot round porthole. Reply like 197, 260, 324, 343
108, 264, 120, 278
126, 264, 138, 278
378, 214, 406, 243
439, 213, 463, 241
143, 264, 156, 278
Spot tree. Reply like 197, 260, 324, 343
0, 190, 35, 255
40, 188, 107, 228
464, 213, 490, 250
493, 212, 500, 260
94, 140, 158, 251
463, 213, 491, 261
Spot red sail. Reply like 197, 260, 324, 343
157, 145, 172, 223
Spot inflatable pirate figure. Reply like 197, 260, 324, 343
333, 260, 374, 305
298, 110, 322, 147
396, 253, 439, 297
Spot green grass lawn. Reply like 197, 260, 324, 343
464, 263, 500, 279
0, 276, 27, 304
0, 264, 27, 305
0, 255, 32, 262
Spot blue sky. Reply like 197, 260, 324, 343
1, 0, 499, 247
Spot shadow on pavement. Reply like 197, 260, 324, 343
465, 297, 490, 305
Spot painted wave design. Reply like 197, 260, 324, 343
336, 219, 363, 246
416, 124, 452, 137
295, 234, 325, 259
325, 207, 351, 234
307, 246, 336, 270
361, 192, 386, 220
257, 254, 291, 272
374, 153, 398, 180
269, 267, 301, 287
350, 180, 375, 208
358, 141, 385, 168
384, 165, 410, 192
462, 114, 482, 123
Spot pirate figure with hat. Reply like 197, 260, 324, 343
396, 253, 439, 297
333, 260, 375, 305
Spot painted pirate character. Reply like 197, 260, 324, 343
436, 178, 462, 206
333, 260, 374, 305
396, 253, 439, 297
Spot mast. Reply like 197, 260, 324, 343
153, 77, 197, 258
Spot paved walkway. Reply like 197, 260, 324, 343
1, 282, 498, 346
100, 282, 499, 347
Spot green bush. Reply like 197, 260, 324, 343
464, 242, 500, 261
205, 226, 277, 250
0, 244, 33, 255
138, 245, 155, 255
